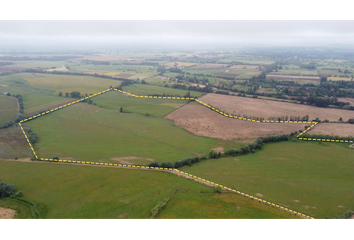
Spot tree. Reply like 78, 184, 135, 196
120, 107, 123, 113
70, 91, 81, 98
0, 182, 15, 198
339, 117, 343, 122
58, 92, 62, 96
65, 92, 69, 97
215, 186, 222, 193
349, 118, 354, 124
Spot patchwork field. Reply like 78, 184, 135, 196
328, 76, 352, 81
0, 161, 298, 219
182, 141, 354, 218
122, 84, 204, 97
199, 93, 354, 122
308, 123, 354, 137
0, 95, 18, 124
165, 102, 307, 140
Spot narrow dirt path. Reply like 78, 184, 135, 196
0, 158, 311, 219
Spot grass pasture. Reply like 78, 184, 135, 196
182, 141, 354, 218
0, 161, 299, 219
25, 100, 217, 164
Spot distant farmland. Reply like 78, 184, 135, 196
0, 95, 18, 125
266, 74, 320, 81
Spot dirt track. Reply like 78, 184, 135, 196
165, 103, 307, 140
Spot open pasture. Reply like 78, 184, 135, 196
182, 141, 354, 218
25, 101, 217, 164
199, 93, 354, 122
308, 123, 354, 137
0, 161, 297, 219
165, 102, 307, 140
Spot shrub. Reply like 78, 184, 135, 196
0, 182, 15, 198
53, 156, 59, 160
145, 113, 150, 116
209, 150, 219, 159
28, 132, 38, 144
225, 148, 239, 155
149, 162, 159, 168
215, 186, 222, 193
160, 162, 168, 168
166, 162, 173, 168
344, 210, 353, 219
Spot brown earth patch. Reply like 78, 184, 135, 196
303, 206, 310, 209
256, 193, 263, 197
234, 158, 239, 161
118, 212, 129, 218
0, 207, 16, 219
308, 123, 354, 137
165, 103, 307, 140
294, 200, 300, 203
199, 93, 354, 122
338, 205, 344, 208
0, 142, 5, 146
190, 83, 206, 88
119, 199, 131, 204
212, 147, 224, 153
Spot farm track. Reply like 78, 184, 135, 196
0, 158, 311, 219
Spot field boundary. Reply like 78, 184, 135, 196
15, 87, 352, 220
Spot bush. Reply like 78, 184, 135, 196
160, 162, 168, 168
0, 182, 15, 198
215, 186, 222, 193
344, 210, 353, 219
225, 148, 240, 155
53, 156, 59, 160
145, 113, 150, 116
148, 162, 160, 168
28, 132, 38, 144
166, 162, 173, 168
209, 150, 219, 158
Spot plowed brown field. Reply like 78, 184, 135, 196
199, 93, 354, 122
308, 123, 354, 137
165, 103, 307, 140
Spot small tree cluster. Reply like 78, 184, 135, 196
0, 182, 23, 198
301, 133, 354, 142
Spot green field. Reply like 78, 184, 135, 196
0, 95, 18, 124
182, 141, 354, 219
25, 98, 217, 164
0, 73, 122, 114
0, 198, 36, 219
0, 161, 297, 218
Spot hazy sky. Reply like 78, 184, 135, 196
1, 21, 354, 49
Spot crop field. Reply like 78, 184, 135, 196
0, 161, 298, 219
338, 98, 354, 106
0, 95, 18, 124
328, 77, 352, 81
24, 99, 218, 164
308, 123, 354, 137
165, 102, 307, 140
0, 127, 32, 159
199, 93, 354, 122
182, 141, 354, 219
13, 61, 70, 69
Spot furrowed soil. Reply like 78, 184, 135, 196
199, 93, 354, 122
308, 123, 354, 137
165, 102, 307, 140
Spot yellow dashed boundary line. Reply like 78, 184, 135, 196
112, 88, 195, 100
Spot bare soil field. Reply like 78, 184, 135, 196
338, 98, 354, 106
266, 74, 320, 81
0, 65, 27, 73
308, 123, 354, 137
0, 207, 16, 219
199, 93, 354, 122
165, 103, 307, 140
